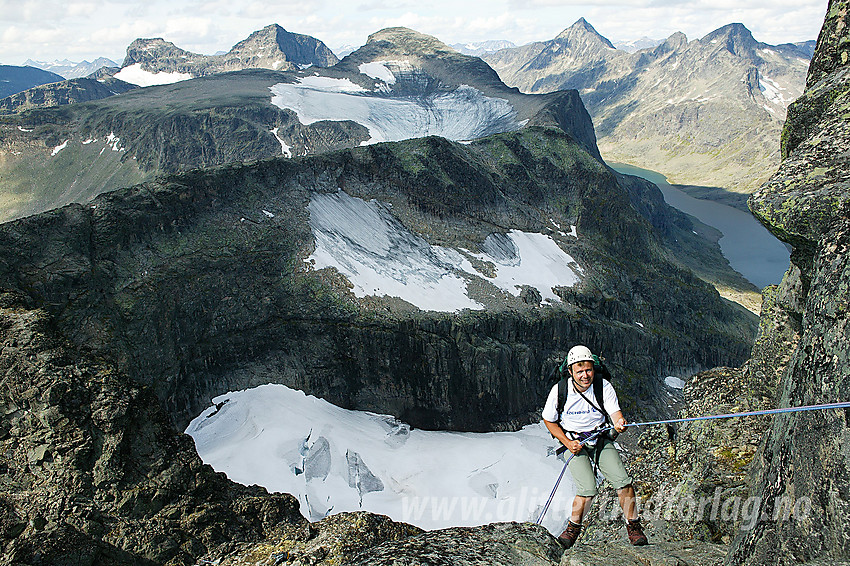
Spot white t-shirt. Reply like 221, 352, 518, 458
541, 378, 621, 433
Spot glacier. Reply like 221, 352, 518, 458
269, 73, 524, 144
306, 191, 584, 311
185, 383, 577, 534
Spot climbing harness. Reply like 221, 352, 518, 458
535, 400, 850, 525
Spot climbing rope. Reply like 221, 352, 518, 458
535, 400, 850, 525
535, 428, 608, 525
623, 401, 850, 429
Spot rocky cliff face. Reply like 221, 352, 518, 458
484, 20, 811, 194
726, 1, 850, 563
0, 290, 307, 564
602, 3, 850, 564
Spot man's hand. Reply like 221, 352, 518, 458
614, 417, 628, 434
566, 438, 583, 454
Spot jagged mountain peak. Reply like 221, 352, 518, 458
122, 37, 192, 67
555, 18, 615, 49
115, 25, 338, 81
365, 27, 457, 56
229, 23, 338, 67
701, 22, 760, 56
651, 31, 688, 56
232, 23, 292, 47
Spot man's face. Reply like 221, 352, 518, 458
570, 360, 594, 391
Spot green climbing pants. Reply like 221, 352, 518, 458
564, 438, 632, 497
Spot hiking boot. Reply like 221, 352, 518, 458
626, 518, 648, 546
558, 521, 582, 549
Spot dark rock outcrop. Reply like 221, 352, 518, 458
0, 290, 306, 564
214, 519, 560, 566
725, 1, 850, 563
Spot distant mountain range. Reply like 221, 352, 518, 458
483, 19, 812, 194
2, 19, 815, 203
24, 58, 119, 79
450, 40, 517, 56
0, 24, 340, 112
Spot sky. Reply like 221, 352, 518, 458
0, 0, 829, 66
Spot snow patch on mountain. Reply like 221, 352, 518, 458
306, 191, 583, 311
185, 383, 575, 533
358, 61, 398, 84
51, 140, 68, 156
114, 63, 193, 87
307, 191, 482, 312
759, 76, 793, 108
269, 76, 523, 144
105, 132, 123, 152
468, 232, 583, 303
269, 127, 292, 158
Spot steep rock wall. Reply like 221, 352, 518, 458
727, 1, 850, 563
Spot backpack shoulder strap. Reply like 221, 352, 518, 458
556, 376, 567, 421
593, 377, 610, 425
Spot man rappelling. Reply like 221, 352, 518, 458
541, 344, 648, 548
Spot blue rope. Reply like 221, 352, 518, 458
535, 401, 850, 525
625, 401, 850, 429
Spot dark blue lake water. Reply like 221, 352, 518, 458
610, 163, 790, 289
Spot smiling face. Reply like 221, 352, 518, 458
569, 360, 595, 392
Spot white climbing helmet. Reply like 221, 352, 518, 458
566, 345, 594, 368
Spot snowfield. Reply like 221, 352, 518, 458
269, 73, 524, 144
358, 61, 398, 84
114, 63, 193, 87
306, 191, 583, 311
185, 383, 577, 534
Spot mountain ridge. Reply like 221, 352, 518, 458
24, 57, 119, 79
483, 20, 812, 193
0, 26, 601, 223
117, 23, 339, 79
0, 119, 757, 564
